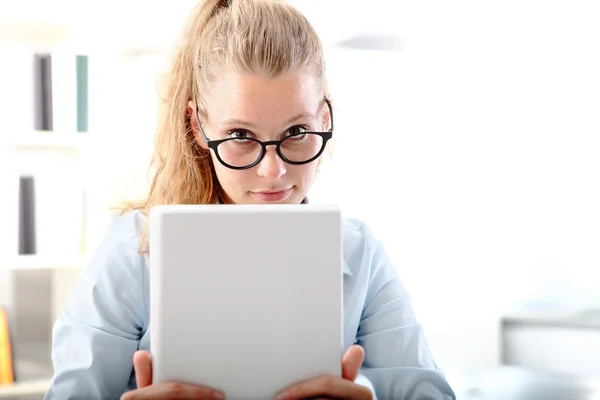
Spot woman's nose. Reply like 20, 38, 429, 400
257, 147, 287, 181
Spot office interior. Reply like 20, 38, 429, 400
0, 1, 599, 399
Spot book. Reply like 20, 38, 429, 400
51, 49, 89, 134
76, 55, 89, 133
0, 306, 16, 385
33, 54, 53, 132
18, 176, 36, 255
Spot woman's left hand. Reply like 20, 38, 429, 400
275, 345, 373, 400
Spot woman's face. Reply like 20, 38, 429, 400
192, 70, 329, 204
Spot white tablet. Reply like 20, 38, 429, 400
148, 204, 343, 399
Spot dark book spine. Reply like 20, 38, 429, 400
18, 176, 36, 255
33, 54, 53, 131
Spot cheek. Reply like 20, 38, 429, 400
212, 159, 249, 191
212, 161, 233, 186
294, 163, 319, 185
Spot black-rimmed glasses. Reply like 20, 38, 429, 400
194, 98, 333, 170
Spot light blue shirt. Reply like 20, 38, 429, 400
45, 210, 455, 399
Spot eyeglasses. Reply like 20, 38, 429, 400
194, 98, 334, 170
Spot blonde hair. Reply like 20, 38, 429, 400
119, 0, 328, 252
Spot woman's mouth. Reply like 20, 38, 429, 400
250, 187, 293, 202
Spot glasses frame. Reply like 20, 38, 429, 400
194, 97, 334, 170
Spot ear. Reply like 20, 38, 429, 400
188, 100, 208, 150
188, 100, 199, 133
322, 97, 332, 132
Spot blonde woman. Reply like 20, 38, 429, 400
45, 0, 455, 399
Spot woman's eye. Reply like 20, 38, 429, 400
228, 130, 251, 140
287, 125, 309, 137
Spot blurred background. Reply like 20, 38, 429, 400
0, 0, 599, 399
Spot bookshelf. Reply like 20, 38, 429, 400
0, 14, 99, 398
0, 378, 51, 398
6, 132, 90, 152
0, 8, 161, 396
13, 255, 87, 270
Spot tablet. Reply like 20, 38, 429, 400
148, 204, 343, 399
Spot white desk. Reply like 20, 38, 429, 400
501, 307, 600, 375
453, 367, 600, 400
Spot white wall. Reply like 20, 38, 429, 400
74, 53, 162, 250
309, 0, 600, 372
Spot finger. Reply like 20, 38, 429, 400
121, 381, 225, 400
342, 345, 364, 381
276, 376, 372, 400
133, 351, 153, 389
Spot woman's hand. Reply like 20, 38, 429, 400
120, 351, 225, 400
275, 345, 373, 400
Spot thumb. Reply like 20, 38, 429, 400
133, 350, 153, 388
342, 345, 364, 382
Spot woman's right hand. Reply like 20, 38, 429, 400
120, 350, 225, 399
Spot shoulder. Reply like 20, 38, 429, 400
62, 210, 149, 335
82, 210, 148, 290
342, 217, 377, 237
341, 218, 376, 247
341, 217, 383, 277
104, 210, 145, 245
93, 210, 147, 261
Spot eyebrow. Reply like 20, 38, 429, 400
220, 112, 315, 128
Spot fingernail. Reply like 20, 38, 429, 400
212, 391, 225, 399
275, 391, 289, 400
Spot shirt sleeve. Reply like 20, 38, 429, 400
44, 216, 148, 400
356, 229, 456, 400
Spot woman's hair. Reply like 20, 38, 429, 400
119, 0, 328, 252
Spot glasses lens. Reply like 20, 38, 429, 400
216, 138, 263, 168
280, 133, 324, 163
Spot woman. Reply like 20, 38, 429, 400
45, 0, 455, 399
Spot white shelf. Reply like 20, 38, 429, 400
0, 378, 50, 397
0, 20, 74, 47
13, 254, 87, 270
5, 132, 90, 152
